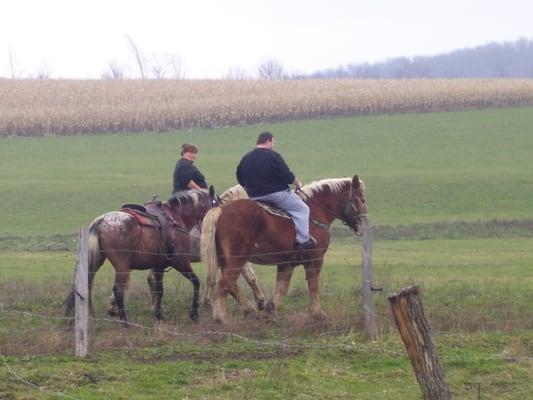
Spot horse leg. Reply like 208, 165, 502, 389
87, 259, 105, 318
213, 263, 242, 324
108, 282, 130, 317
148, 269, 165, 322
228, 283, 258, 319
175, 261, 200, 323
112, 269, 131, 327
304, 259, 327, 321
241, 262, 266, 311
203, 267, 217, 309
266, 264, 295, 319
107, 293, 118, 316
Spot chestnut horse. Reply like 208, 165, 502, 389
201, 175, 367, 324
65, 188, 218, 327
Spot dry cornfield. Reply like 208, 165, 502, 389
2, 78, 533, 136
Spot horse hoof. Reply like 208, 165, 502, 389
213, 312, 227, 324
257, 300, 266, 311
203, 299, 212, 309
107, 309, 118, 317
243, 309, 259, 320
266, 314, 279, 325
311, 311, 327, 322
265, 303, 278, 322
189, 311, 199, 323
265, 300, 275, 314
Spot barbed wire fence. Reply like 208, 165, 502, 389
1, 221, 532, 398
66, 218, 377, 357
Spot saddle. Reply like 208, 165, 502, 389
121, 199, 185, 260
254, 200, 318, 257
255, 201, 291, 219
121, 204, 160, 227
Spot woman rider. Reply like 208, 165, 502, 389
172, 143, 207, 196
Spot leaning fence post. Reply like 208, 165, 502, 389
388, 286, 452, 400
75, 228, 89, 358
361, 216, 375, 339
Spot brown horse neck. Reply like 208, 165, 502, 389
307, 184, 350, 225
163, 203, 195, 231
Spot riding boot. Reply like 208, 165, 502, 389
292, 236, 317, 261
295, 237, 316, 251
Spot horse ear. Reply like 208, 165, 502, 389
209, 185, 216, 199
352, 175, 360, 188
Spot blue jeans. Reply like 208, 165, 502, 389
251, 189, 310, 243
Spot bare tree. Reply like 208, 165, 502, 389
168, 53, 186, 79
150, 54, 169, 79
101, 60, 126, 79
36, 61, 52, 79
8, 48, 23, 78
225, 66, 251, 80
147, 52, 186, 80
125, 34, 147, 79
257, 58, 285, 80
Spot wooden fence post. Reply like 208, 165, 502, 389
388, 286, 452, 400
75, 228, 89, 358
361, 216, 375, 340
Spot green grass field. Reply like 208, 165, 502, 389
1, 106, 532, 399
0, 239, 532, 399
1, 106, 532, 239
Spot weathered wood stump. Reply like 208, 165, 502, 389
388, 286, 452, 399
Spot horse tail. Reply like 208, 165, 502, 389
64, 215, 106, 320
200, 206, 222, 307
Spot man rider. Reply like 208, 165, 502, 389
236, 131, 315, 251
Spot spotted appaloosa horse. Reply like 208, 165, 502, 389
64, 188, 217, 327
201, 175, 367, 324
104, 184, 267, 318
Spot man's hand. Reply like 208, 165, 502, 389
293, 179, 303, 190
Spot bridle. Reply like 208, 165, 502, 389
169, 191, 219, 231
297, 182, 366, 232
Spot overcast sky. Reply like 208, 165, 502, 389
1, 0, 532, 79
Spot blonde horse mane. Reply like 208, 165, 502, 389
299, 177, 365, 198
219, 184, 249, 203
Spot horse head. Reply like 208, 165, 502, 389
299, 175, 367, 235
338, 175, 367, 235
168, 186, 220, 230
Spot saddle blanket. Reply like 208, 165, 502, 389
121, 207, 160, 228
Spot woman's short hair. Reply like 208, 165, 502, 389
257, 131, 274, 145
181, 143, 198, 155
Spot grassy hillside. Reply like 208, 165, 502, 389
1, 106, 532, 238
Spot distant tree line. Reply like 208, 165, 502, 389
4, 37, 533, 80
308, 38, 533, 79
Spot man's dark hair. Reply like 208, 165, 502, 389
256, 131, 274, 145
181, 143, 198, 155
